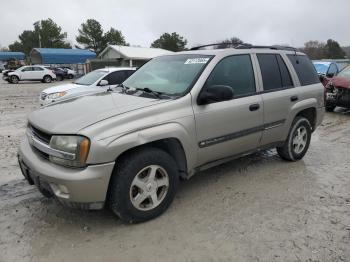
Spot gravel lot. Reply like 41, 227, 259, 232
0, 75, 349, 262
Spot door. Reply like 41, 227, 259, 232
19, 67, 34, 80
256, 53, 297, 146
193, 54, 263, 166
32, 66, 45, 80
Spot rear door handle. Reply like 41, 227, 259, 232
249, 104, 260, 111
290, 95, 298, 102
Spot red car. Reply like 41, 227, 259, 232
324, 65, 350, 111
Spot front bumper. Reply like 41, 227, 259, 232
18, 136, 115, 209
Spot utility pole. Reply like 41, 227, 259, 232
33, 21, 41, 48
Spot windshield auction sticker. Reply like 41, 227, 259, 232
184, 58, 210, 64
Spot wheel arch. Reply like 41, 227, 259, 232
115, 138, 188, 179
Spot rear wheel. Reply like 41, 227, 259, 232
43, 75, 52, 83
277, 116, 312, 161
108, 147, 179, 223
10, 75, 19, 84
68, 74, 74, 79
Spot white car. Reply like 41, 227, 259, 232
4, 65, 56, 84
40, 67, 136, 105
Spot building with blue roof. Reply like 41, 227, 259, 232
30, 48, 96, 64
0, 52, 25, 61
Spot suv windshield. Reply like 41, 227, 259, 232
75, 70, 108, 86
123, 54, 212, 96
338, 65, 350, 78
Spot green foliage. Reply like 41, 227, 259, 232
104, 28, 128, 46
8, 19, 71, 56
38, 18, 71, 49
76, 19, 105, 54
325, 39, 346, 59
76, 19, 128, 54
151, 32, 187, 52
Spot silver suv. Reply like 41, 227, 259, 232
18, 45, 324, 223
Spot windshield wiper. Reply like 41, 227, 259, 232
134, 87, 163, 98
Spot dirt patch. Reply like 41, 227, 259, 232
0, 78, 349, 262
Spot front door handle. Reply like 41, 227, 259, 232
249, 104, 260, 111
290, 95, 298, 102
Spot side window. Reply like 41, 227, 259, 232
327, 64, 338, 75
125, 70, 135, 78
104, 71, 127, 85
287, 55, 319, 86
34, 67, 44, 71
22, 67, 32, 72
257, 54, 293, 91
205, 54, 256, 97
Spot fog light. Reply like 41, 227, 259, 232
50, 183, 70, 199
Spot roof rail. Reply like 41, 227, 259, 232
190, 43, 297, 52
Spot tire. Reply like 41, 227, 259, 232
108, 147, 179, 223
68, 74, 74, 79
10, 75, 19, 84
56, 75, 63, 81
43, 75, 52, 83
277, 116, 312, 161
325, 105, 336, 112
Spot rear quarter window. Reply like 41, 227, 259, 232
287, 55, 319, 86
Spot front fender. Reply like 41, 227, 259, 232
86, 121, 197, 171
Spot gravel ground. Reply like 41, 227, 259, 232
0, 76, 349, 262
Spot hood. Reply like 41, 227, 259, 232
330, 76, 350, 89
42, 83, 83, 94
28, 92, 167, 134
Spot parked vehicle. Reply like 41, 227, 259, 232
18, 45, 324, 223
3, 65, 56, 84
58, 67, 76, 79
313, 61, 340, 86
44, 67, 65, 81
324, 65, 350, 111
40, 67, 136, 105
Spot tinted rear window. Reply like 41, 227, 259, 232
257, 54, 293, 91
287, 55, 319, 86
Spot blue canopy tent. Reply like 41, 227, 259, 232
0, 52, 25, 61
30, 48, 96, 64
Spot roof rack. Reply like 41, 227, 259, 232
190, 43, 297, 52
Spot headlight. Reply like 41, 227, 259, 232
49, 135, 90, 167
46, 91, 66, 100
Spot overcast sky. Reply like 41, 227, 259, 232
1, 0, 350, 49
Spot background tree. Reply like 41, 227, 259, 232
325, 39, 346, 59
300, 40, 326, 60
104, 28, 128, 46
216, 37, 244, 49
76, 19, 128, 54
37, 18, 71, 48
151, 32, 187, 51
8, 19, 70, 55
76, 19, 105, 54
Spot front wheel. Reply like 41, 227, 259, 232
108, 148, 179, 223
10, 75, 19, 84
277, 117, 312, 161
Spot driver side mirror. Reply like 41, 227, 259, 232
197, 85, 234, 105
99, 79, 109, 86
